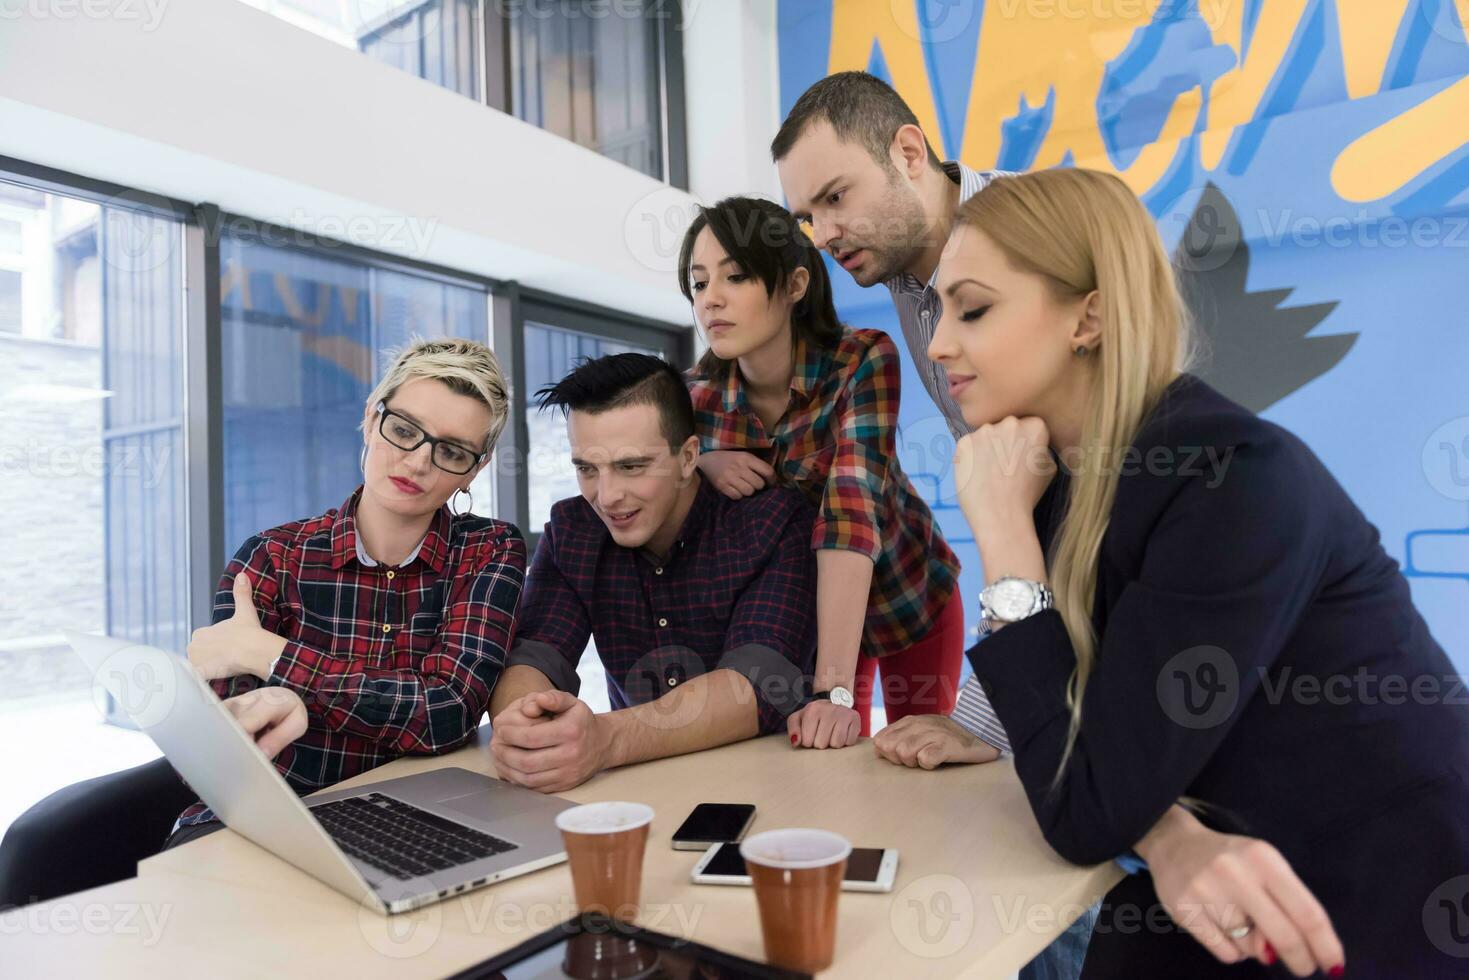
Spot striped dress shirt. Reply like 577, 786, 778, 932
883, 160, 1017, 754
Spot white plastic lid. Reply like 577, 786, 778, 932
554, 801, 655, 835
739, 828, 852, 869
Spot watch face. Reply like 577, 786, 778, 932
990, 578, 1037, 621
829, 686, 855, 708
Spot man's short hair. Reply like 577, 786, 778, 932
770, 70, 943, 172
534, 352, 695, 452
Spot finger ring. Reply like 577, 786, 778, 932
1227, 921, 1254, 940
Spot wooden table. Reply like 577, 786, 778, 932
1, 731, 1119, 977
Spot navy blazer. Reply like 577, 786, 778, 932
970, 375, 1469, 978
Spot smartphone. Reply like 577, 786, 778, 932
691, 841, 900, 893
670, 803, 756, 851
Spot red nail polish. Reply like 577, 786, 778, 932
1328, 966, 1344, 978
1262, 943, 1276, 965
790, 733, 798, 745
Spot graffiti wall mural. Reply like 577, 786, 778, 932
778, 0, 1469, 674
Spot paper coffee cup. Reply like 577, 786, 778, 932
555, 802, 655, 922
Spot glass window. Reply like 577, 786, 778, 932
523, 319, 680, 532
0, 181, 188, 710
0, 218, 22, 253
219, 232, 491, 551
0, 269, 19, 333
237, 0, 481, 99
510, 0, 665, 178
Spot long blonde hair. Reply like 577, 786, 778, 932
956, 168, 1197, 775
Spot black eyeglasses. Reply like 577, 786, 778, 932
374, 401, 487, 475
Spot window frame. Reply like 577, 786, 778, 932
485, 0, 688, 188
0, 155, 691, 643
499, 286, 693, 551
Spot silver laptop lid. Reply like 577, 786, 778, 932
65, 631, 379, 909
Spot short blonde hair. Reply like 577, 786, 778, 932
364, 337, 511, 455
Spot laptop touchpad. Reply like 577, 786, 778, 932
438, 790, 544, 825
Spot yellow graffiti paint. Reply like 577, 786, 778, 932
955, 3, 1144, 171
826, 0, 950, 158
1198, 0, 1311, 169
1332, 74, 1469, 201
821, 1, 1462, 207
1334, 0, 1413, 100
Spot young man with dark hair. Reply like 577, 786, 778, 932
487, 353, 818, 792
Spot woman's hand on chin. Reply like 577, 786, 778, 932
953, 416, 1055, 536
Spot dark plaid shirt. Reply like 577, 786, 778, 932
505, 478, 817, 733
688, 328, 959, 657
176, 487, 525, 828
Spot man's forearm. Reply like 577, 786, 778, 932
814, 549, 874, 691
489, 664, 555, 718
598, 668, 761, 769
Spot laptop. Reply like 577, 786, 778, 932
66, 630, 575, 915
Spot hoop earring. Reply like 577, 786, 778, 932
359, 444, 368, 476
449, 488, 473, 516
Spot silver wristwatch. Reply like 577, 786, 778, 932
978, 576, 1054, 637
807, 685, 855, 709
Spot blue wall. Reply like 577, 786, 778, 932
778, 0, 1469, 678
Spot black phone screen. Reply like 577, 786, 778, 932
673, 803, 755, 843
704, 843, 885, 882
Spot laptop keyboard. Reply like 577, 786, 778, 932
309, 792, 519, 881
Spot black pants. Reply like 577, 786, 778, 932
0, 757, 197, 909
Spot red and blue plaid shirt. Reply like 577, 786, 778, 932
687, 327, 959, 657
505, 479, 817, 733
176, 487, 525, 827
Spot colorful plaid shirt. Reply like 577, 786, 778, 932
505, 479, 817, 734
175, 487, 526, 828
687, 328, 959, 658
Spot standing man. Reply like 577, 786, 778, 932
770, 71, 1093, 980
772, 70, 1013, 761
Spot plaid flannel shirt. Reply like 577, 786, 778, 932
175, 487, 525, 828
505, 479, 817, 734
687, 327, 959, 657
